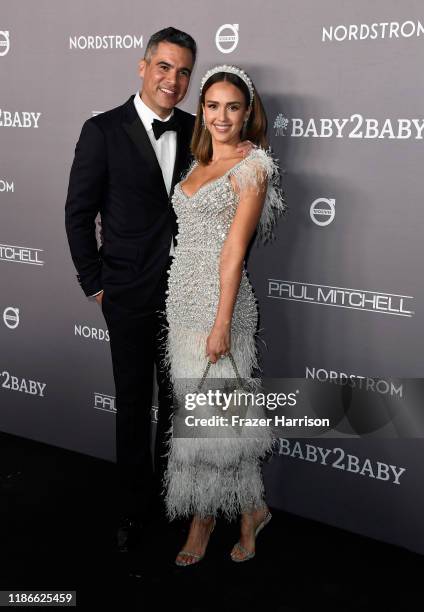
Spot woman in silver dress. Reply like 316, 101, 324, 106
162, 65, 285, 565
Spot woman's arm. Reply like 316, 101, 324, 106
206, 174, 267, 363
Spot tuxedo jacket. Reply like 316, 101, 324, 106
65, 95, 195, 314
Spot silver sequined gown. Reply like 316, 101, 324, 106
162, 147, 285, 521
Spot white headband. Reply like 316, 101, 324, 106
200, 64, 254, 107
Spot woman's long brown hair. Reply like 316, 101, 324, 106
191, 71, 268, 165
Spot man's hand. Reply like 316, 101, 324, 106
95, 291, 104, 305
236, 140, 255, 158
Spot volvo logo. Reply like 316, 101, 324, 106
0, 31, 10, 57
310, 198, 336, 226
215, 24, 239, 54
3, 307, 19, 329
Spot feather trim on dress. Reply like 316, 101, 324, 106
228, 147, 287, 243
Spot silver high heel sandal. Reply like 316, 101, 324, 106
230, 511, 272, 562
175, 517, 216, 567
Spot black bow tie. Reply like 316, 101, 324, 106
152, 115, 180, 140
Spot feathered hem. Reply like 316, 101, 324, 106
163, 458, 269, 522
157, 323, 274, 520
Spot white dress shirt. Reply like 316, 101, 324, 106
133, 92, 177, 198
90, 92, 177, 298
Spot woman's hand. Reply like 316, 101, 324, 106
206, 323, 231, 364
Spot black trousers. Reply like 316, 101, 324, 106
101, 272, 173, 523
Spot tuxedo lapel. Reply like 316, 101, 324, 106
170, 130, 183, 198
170, 108, 192, 198
122, 97, 168, 202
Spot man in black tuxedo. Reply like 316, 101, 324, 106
65, 27, 197, 551
65, 26, 250, 552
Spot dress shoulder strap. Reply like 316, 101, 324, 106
180, 158, 199, 183
228, 147, 287, 242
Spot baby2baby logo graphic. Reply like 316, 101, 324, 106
274, 113, 424, 140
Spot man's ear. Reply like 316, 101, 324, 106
138, 58, 146, 79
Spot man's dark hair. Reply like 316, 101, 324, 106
144, 27, 197, 63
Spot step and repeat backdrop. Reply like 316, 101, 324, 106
1, 1, 423, 554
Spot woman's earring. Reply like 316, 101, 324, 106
202, 115, 206, 130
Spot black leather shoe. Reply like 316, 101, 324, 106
116, 517, 144, 553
